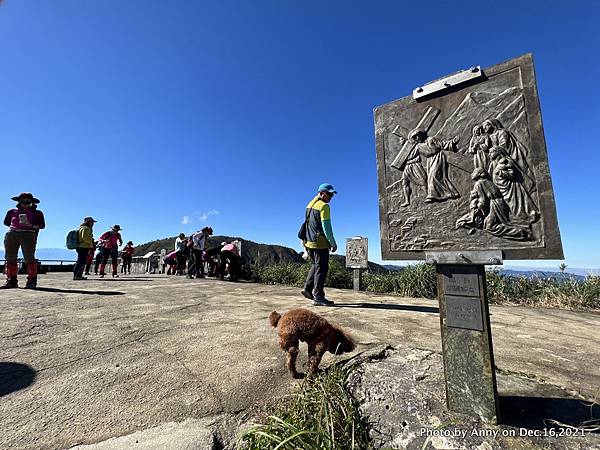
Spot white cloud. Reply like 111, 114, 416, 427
195, 210, 220, 222
182, 215, 192, 225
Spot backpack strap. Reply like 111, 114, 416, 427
304, 198, 320, 231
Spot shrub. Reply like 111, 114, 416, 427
250, 262, 599, 311
486, 270, 600, 310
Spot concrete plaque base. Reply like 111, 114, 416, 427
353, 268, 362, 291
437, 264, 499, 423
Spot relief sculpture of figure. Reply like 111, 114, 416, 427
456, 168, 532, 241
409, 129, 460, 203
482, 119, 532, 182
468, 125, 492, 170
488, 146, 539, 225
398, 133, 427, 207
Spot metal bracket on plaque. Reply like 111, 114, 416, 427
413, 66, 483, 99
425, 250, 503, 266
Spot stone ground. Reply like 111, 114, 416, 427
1, 273, 599, 449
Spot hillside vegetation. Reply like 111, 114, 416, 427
252, 262, 600, 310
134, 236, 599, 310
134, 235, 387, 272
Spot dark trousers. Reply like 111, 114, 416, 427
121, 255, 132, 273
220, 250, 241, 280
176, 251, 187, 273
303, 248, 329, 299
100, 247, 119, 273
94, 251, 103, 274
4, 231, 37, 265
73, 248, 89, 277
187, 249, 204, 277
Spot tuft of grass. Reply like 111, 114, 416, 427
238, 364, 370, 450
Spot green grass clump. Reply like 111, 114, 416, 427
251, 260, 352, 290
238, 365, 370, 450
252, 262, 309, 287
362, 263, 437, 299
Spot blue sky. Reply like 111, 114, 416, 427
1, 1, 599, 268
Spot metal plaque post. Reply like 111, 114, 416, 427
427, 251, 501, 423
374, 54, 563, 423
346, 237, 368, 291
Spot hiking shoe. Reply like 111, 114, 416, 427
99, 274, 105, 278
0, 279, 18, 289
25, 278, 37, 289
73, 276, 87, 280
301, 289, 314, 300
313, 297, 334, 306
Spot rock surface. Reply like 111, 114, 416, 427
346, 346, 600, 449
1, 273, 598, 449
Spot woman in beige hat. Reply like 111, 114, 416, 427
2, 193, 46, 289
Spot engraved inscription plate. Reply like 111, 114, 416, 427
444, 272, 480, 297
445, 295, 484, 331
440, 265, 480, 297
375, 54, 563, 261
346, 237, 368, 269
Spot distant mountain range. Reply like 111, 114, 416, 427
383, 263, 597, 280
500, 269, 586, 281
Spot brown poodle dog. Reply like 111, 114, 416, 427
269, 308, 355, 379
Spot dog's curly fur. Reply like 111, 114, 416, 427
269, 308, 355, 379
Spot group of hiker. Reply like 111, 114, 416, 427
164, 227, 242, 281
3, 182, 335, 294
72, 220, 134, 280
1, 193, 243, 288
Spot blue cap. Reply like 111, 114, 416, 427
318, 183, 337, 194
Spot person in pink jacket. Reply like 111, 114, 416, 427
98, 225, 123, 278
163, 250, 178, 275
2, 193, 46, 289
219, 242, 241, 281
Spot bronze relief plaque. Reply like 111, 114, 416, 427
346, 237, 368, 269
375, 54, 563, 260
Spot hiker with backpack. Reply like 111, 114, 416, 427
2, 193, 46, 289
98, 225, 123, 278
186, 226, 213, 279
72, 217, 97, 280
121, 241, 134, 274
